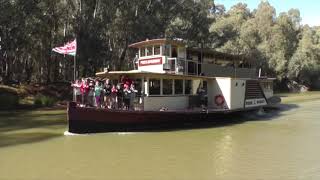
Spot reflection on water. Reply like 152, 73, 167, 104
1, 100, 320, 179
212, 131, 234, 177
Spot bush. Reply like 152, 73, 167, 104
34, 95, 57, 107
34, 96, 43, 107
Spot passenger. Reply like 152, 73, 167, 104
123, 84, 132, 110
100, 80, 105, 107
80, 78, 89, 107
121, 75, 132, 88
88, 80, 95, 107
71, 79, 81, 106
116, 82, 124, 110
111, 85, 118, 109
104, 79, 112, 109
130, 83, 138, 110
94, 81, 103, 108
197, 84, 206, 108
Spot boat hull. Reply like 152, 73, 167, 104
67, 102, 264, 133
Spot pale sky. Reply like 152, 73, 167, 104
215, 0, 319, 26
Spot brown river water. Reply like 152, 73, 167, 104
0, 94, 320, 180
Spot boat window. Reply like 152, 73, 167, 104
149, 79, 161, 95
186, 51, 192, 60
185, 80, 192, 95
187, 61, 197, 75
146, 46, 153, 56
163, 79, 173, 95
172, 46, 177, 58
163, 44, 170, 56
140, 47, 145, 57
174, 79, 183, 95
176, 59, 185, 74
154, 45, 161, 55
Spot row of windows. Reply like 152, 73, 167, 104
140, 45, 161, 57
149, 79, 192, 96
140, 45, 173, 57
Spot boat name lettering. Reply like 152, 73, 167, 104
245, 98, 266, 107
139, 58, 162, 66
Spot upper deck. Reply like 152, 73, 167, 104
128, 38, 256, 78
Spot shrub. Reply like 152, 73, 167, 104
34, 96, 43, 107
34, 95, 57, 107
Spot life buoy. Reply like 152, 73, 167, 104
215, 95, 225, 106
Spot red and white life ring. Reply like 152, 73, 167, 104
215, 94, 225, 106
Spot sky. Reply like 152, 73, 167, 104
215, 0, 319, 26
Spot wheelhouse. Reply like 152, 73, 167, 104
129, 38, 257, 78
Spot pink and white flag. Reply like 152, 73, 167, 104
52, 39, 77, 56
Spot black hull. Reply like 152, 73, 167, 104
67, 102, 264, 134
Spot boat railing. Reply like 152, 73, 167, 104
133, 96, 144, 111
166, 57, 198, 75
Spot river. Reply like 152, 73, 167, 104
1, 94, 320, 179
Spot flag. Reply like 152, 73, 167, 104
52, 39, 77, 56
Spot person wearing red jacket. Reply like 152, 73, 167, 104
80, 78, 89, 107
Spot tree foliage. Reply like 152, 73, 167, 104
0, 0, 319, 88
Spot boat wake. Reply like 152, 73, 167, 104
63, 131, 88, 136
116, 132, 137, 135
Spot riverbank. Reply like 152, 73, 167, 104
276, 91, 320, 103
0, 84, 71, 110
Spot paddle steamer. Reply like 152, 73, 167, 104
67, 39, 279, 133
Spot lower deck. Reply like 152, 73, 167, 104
94, 71, 272, 111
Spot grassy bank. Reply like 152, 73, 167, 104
276, 91, 320, 104
0, 84, 71, 110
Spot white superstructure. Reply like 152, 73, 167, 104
97, 39, 274, 111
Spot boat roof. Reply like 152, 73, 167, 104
187, 48, 246, 62
95, 70, 261, 80
96, 70, 213, 80
128, 38, 185, 48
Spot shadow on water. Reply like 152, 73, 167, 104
0, 110, 66, 148
99, 103, 300, 133
0, 132, 61, 148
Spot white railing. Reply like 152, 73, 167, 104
166, 57, 198, 75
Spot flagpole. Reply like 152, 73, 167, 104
52, 39, 77, 100
74, 38, 77, 82
73, 38, 77, 102
74, 54, 76, 82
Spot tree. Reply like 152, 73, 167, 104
288, 26, 320, 85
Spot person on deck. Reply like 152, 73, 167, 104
104, 79, 112, 109
129, 83, 138, 110
116, 82, 124, 110
94, 80, 103, 108
111, 84, 118, 109
88, 80, 95, 107
123, 84, 132, 110
80, 78, 89, 107
121, 75, 132, 88
71, 80, 81, 106
197, 84, 207, 108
